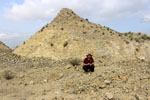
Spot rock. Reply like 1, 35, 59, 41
105, 93, 114, 100
99, 84, 106, 89
29, 81, 34, 85
43, 79, 48, 83
104, 80, 111, 85
19, 74, 24, 78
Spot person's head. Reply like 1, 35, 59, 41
86, 54, 92, 59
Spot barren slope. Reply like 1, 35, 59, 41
13, 8, 150, 61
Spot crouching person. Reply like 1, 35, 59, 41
83, 54, 95, 72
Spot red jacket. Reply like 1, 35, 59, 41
84, 58, 94, 64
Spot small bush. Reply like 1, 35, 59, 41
124, 33, 128, 36
125, 40, 129, 44
3, 70, 15, 80
63, 41, 68, 47
136, 48, 139, 52
138, 32, 141, 35
70, 58, 81, 66
41, 27, 45, 32
106, 27, 110, 31
80, 19, 83, 22
61, 27, 64, 30
85, 18, 88, 21
141, 35, 150, 40
118, 34, 122, 36
83, 32, 86, 34
51, 43, 54, 47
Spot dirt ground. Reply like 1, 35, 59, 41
0, 50, 150, 100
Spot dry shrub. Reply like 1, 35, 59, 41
70, 58, 81, 66
3, 70, 15, 80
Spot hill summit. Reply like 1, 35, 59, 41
13, 8, 150, 61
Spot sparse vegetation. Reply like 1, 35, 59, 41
124, 33, 128, 36
63, 41, 68, 47
141, 34, 150, 40
61, 27, 64, 30
3, 70, 15, 80
106, 27, 110, 31
118, 34, 122, 36
136, 48, 139, 52
138, 32, 141, 35
69, 58, 81, 66
41, 27, 45, 32
83, 32, 86, 34
125, 40, 129, 44
80, 19, 83, 22
82, 25, 85, 28
50, 43, 54, 47
85, 18, 88, 21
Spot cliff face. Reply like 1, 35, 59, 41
13, 8, 150, 61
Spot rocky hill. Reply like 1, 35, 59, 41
13, 8, 150, 61
1, 8, 150, 100
0, 41, 11, 51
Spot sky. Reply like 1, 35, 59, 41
0, 0, 150, 48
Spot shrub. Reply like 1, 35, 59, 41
136, 48, 139, 52
124, 33, 128, 36
41, 27, 45, 32
83, 32, 86, 34
50, 43, 54, 47
61, 27, 64, 30
118, 34, 122, 36
3, 70, 15, 80
125, 40, 129, 44
138, 32, 141, 35
106, 27, 110, 31
63, 41, 68, 47
85, 18, 88, 21
141, 35, 150, 40
70, 58, 81, 66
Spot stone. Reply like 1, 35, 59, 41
105, 93, 114, 100
29, 81, 34, 85
104, 80, 111, 85
99, 84, 106, 89
43, 79, 48, 83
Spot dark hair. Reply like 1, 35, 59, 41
86, 54, 92, 57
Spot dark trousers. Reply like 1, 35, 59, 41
83, 65, 95, 72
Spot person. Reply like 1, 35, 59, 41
83, 54, 95, 72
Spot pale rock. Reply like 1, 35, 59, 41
29, 81, 34, 85
105, 93, 114, 100
104, 80, 111, 85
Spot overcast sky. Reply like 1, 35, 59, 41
0, 0, 150, 48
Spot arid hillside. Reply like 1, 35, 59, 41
13, 8, 150, 61
0, 41, 11, 51
0, 8, 150, 100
